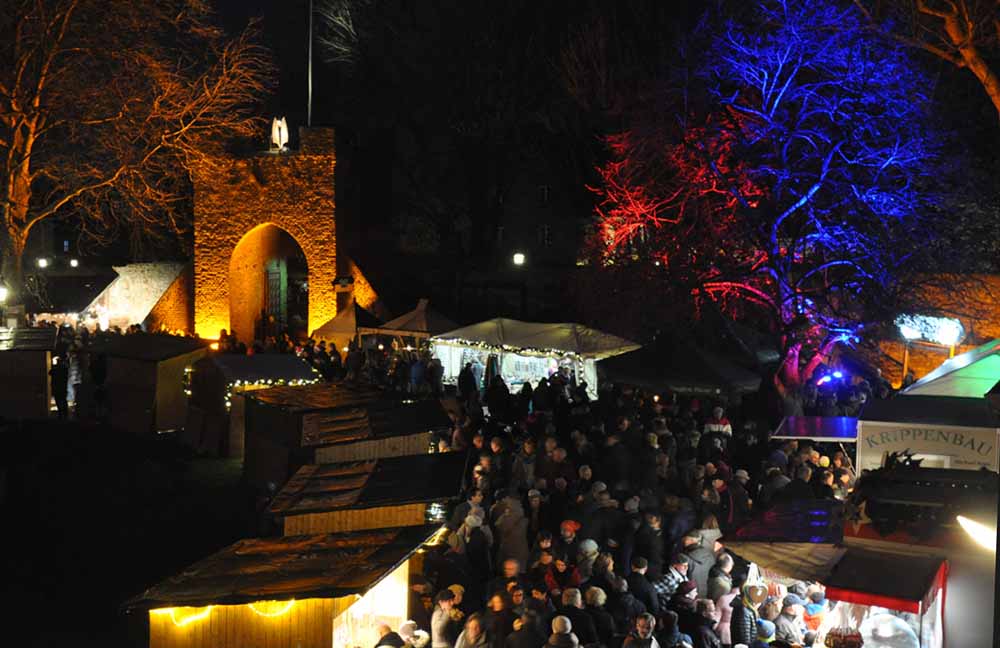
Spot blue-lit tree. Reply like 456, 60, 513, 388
592, 0, 945, 392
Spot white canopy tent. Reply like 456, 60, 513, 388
431, 318, 640, 398
359, 299, 457, 340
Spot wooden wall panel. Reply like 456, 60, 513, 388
283, 503, 428, 535
148, 597, 339, 648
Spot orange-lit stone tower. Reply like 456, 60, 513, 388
191, 128, 339, 340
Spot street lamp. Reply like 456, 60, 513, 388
512, 252, 526, 266
70, 258, 79, 268
36, 258, 48, 268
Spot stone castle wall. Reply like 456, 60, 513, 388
192, 129, 337, 339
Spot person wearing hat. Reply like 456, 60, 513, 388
556, 519, 582, 559
774, 594, 806, 645
670, 580, 702, 638
730, 584, 767, 648
652, 553, 689, 610
751, 619, 776, 647
399, 620, 431, 648
431, 590, 458, 648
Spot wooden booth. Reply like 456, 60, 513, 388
86, 334, 209, 434
181, 354, 320, 456
126, 525, 446, 648
243, 382, 451, 491
269, 451, 469, 535
0, 327, 56, 420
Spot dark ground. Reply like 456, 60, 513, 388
0, 421, 257, 647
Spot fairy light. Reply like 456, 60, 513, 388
151, 606, 214, 627
248, 599, 296, 617
221, 372, 321, 410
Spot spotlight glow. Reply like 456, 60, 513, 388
957, 515, 996, 552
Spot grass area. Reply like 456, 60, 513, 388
0, 421, 257, 647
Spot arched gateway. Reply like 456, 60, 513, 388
191, 128, 339, 341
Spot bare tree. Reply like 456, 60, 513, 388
0, 0, 273, 297
853, 0, 1000, 119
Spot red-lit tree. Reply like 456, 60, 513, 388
0, 0, 272, 297
589, 0, 945, 394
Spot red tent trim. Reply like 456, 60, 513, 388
824, 587, 920, 613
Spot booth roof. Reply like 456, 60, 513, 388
125, 525, 440, 610
0, 327, 57, 351
597, 344, 760, 395
824, 547, 946, 613
202, 354, 319, 383
269, 451, 470, 516
434, 318, 640, 359
88, 333, 208, 362
860, 394, 1000, 428
902, 338, 1000, 399
772, 416, 858, 442
362, 298, 458, 338
312, 302, 383, 340
247, 384, 451, 445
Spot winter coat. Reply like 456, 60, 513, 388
729, 597, 758, 648
495, 505, 531, 569
690, 617, 721, 648
432, 607, 455, 648
377, 632, 407, 648
544, 564, 582, 595
626, 572, 660, 616
609, 591, 646, 631
483, 608, 516, 648
510, 453, 537, 493
774, 612, 804, 645
706, 569, 732, 603
633, 525, 665, 579
713, 591, 737, 646
505, 626, 546, 648
586, 605, 617, 647
558, 606, 598, 646
682, 544, 716, 598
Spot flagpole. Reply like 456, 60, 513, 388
307, 0, 313, 127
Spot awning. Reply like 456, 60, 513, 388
773, 416, 858, 442
824, 548, 947, 613
598, 344, 761, 395
725, 541, 847, 583
360, 299, 457, 339
434, 318, 640, 360
903, 338, 1000, 398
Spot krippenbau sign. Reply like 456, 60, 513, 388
857, 421, 1000, 471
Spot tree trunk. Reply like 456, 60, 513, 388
942, 13, 1000, 120
2, 229, 26, 304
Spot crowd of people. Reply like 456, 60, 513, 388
385, 376, 863, 648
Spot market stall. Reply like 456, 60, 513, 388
0, 327, 56, 419
125, 525, 445, 648
725, 500, 948, 648
858, 394, 1000, 472
182, 354, 321, 456
359, 298, 457, 343
431, 318, 640, 398
596, 341, 760, 400
311, 301, 383, 355
269, 451, 469, 535
242, 382, 450, 490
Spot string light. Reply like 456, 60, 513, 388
151, 606, 214, 627
248, 600, 296, 617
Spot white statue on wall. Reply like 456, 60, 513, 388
270, 116, 288, 151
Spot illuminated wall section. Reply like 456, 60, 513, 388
332, 560, 409, 648
148, 597, 351, 648
192, 129, 337, 340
